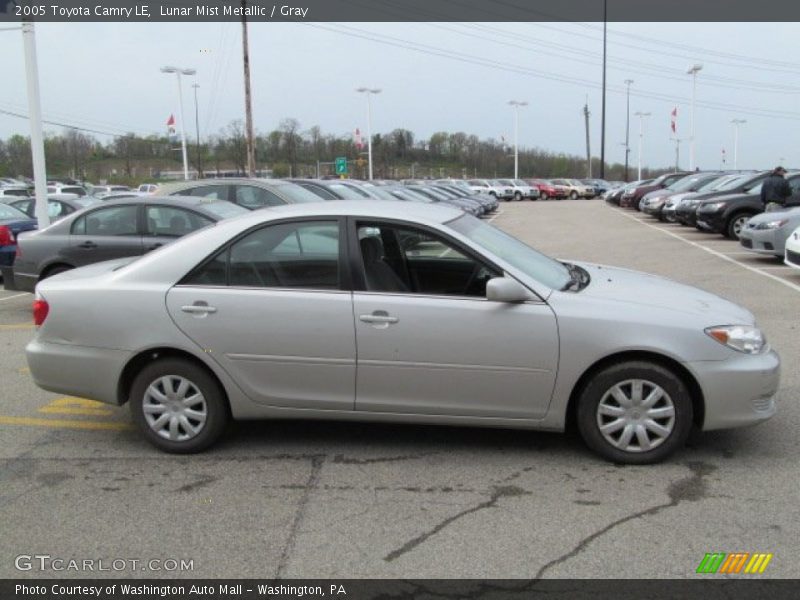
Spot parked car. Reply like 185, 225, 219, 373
662, 174, 742, 223
25, 201, 779, 463
675, 172, 769, 229
620, 172, 692, 210
696, 173, 800, 240
467, 179, 514, 201
605, 180, 652, 206
0, 186, 32, 199
0, 204, 38, 283
581, 179, 611, 197
6, 194, 99, 221
138, 184, 160, 194
739, 207, 800, 258
158, 178, 323, 210
405, 185, 483, 216
495, 179, 538, 201
90, 185, 131, 196
527, 179, 567, 201
640, 172, 722, 221
289, 179, 372, 201
6, 196, 247, 293
784, 225, 800, 270
551, 179, 594, 200
433, 184, 499, 213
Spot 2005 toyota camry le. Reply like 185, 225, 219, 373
25, 201, 780, 463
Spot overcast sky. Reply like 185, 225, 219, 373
1, 21, 798, 172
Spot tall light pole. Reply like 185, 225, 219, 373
731, 118, 746, 170
624, 79, 634, 182
192, 83, 202, 177
356, 87, 381, 180
160, 66, 196, 180
635, 111, 651, 181
241, 2, 256, 178
599, 0, 607, 179
508, 100, 527, 179
687, 63, 703, 171
21, 22, 50, 228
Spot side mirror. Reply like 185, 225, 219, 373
486, 277, 531, 303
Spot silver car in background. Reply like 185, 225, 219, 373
26, 201, 779, 464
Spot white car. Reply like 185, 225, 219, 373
784, 224, 800, 270
138, 184, 160, 194
496, 179, 539, 201
467, 179, 514, 201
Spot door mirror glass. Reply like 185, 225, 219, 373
486, 277, 530, 303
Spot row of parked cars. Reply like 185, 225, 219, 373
465, 177, 621, 201
604, 170, 800, 270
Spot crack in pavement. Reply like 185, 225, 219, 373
275, 454, 325, 579
384, 485, 530, 562
534, 461, 717, 579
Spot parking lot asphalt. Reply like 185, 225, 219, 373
1, 199, 797, 579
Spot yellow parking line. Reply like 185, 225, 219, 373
0, 415, 132, 431
38, 406, 115, 416
17, 367, 30, 374
0, 323, 33, 330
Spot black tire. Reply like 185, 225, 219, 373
576, 361, 693, 464
514, 191, 522, 201
725, 212, 753, 240
540, 192, 548, 201
41, 264, 73, 280
570, 191, 578, 200
129, 358, 229, 453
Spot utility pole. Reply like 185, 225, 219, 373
671, 138, 682, 171
21, 22, 50, 228
624, 79, 633, 182
583, 97, 592, 178
687, 63, 703, 171
192, 83, 202, 177
508, 100, 527, 180
241, 0, 256, 177
599, 0, 607, 179
356, 87, 381, 180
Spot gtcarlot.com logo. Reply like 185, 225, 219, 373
696, 552, 773, 574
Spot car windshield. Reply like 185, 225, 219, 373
449, 214, 571, 291
698, 175, 735, 191
0, 204, 29, 220
196, 200, 249, 219
716, 174, 752, 191
271, 182, 327, 203
513, 180, 527, 186
669, 174, 711, 192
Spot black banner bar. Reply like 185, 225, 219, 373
3, 579, 800, 600
2, 0, 800, 22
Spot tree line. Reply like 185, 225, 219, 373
0, 119, 662, 183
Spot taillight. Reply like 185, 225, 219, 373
15, 245, 22, 258
33, 296, 49, 327
0, 225, 14, 247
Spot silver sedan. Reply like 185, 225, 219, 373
26, 201, 780, 463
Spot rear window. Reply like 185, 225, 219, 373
195, 201, 248, 220
0, 204, 29, 219
60, 187, 86, 196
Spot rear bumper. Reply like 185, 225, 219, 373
689, 349, 780, 431
26, 340, 132, 405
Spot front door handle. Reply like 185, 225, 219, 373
78, 241, 97, 249
359, 311, 399, 325
181, 303, 217, 315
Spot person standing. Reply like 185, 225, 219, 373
760, 166, 792, 212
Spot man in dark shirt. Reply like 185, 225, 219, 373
760, 166, 792, 212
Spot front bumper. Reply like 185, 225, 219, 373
26, 340, 132, 405
739, 228, 783, 256
695, 210, 726, 233
641, 202, 665, 216
689, 349, 780, 431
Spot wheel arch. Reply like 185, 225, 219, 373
117, 346, 230, 415
564, 350, 705, 432
40, 261, 75, 279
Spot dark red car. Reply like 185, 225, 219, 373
620, 172, 692, 210
526, 179, 567, 200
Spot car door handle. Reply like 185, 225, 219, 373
359, 312, 399, 324
181, 304, 217, 314
78, 241, 97, 249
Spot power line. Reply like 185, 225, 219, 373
0, 106, 168, 141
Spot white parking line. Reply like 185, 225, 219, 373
0, 293, 29, 302
618, 211, 800, 294
487, 210, 503, 224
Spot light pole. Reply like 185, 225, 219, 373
624, 79, 634, 182
161, 66, 196, 180
687, 63, 703, 171
508, 100, 528, 179
356, 87, 381, 180
192, 83, 202, 177
635, 111, 651, 181
731, 119, 746, 170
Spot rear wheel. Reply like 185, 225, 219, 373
129, 358, 229, 453
540, 192, 548, 201
577, 361, 693, 464
570, 191, 579, 200
725, 212, 753, 240
513, 191, 522, 201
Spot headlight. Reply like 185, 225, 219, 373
705, 325, 767, 354
756, 219, 788, 230
701, 201, 726, 211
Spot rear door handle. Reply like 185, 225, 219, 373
181, 304, 217, 315
78, 241, 97, 249
359, 311, 399, 325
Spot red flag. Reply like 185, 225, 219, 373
670, 107, 677, 133
166, 114, 175, 126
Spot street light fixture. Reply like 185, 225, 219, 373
687, 63, 703, 171
731, 118, 747, 170
508, 100, 528, 180
356, 87, 381, 180
161, 65, 196, 180
634, 111, 651, 181
624, 79, 634, 182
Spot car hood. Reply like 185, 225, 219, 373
572, 262, 754, 324
746, 206, 800, 224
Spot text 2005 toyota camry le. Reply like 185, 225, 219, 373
26, 201, 779, 463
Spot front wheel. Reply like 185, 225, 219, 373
540, 192, 548, 201
725, 213, 753, 240
570, 191, 578, 200
576, 361, 693, 464
130, 358, 229, 453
